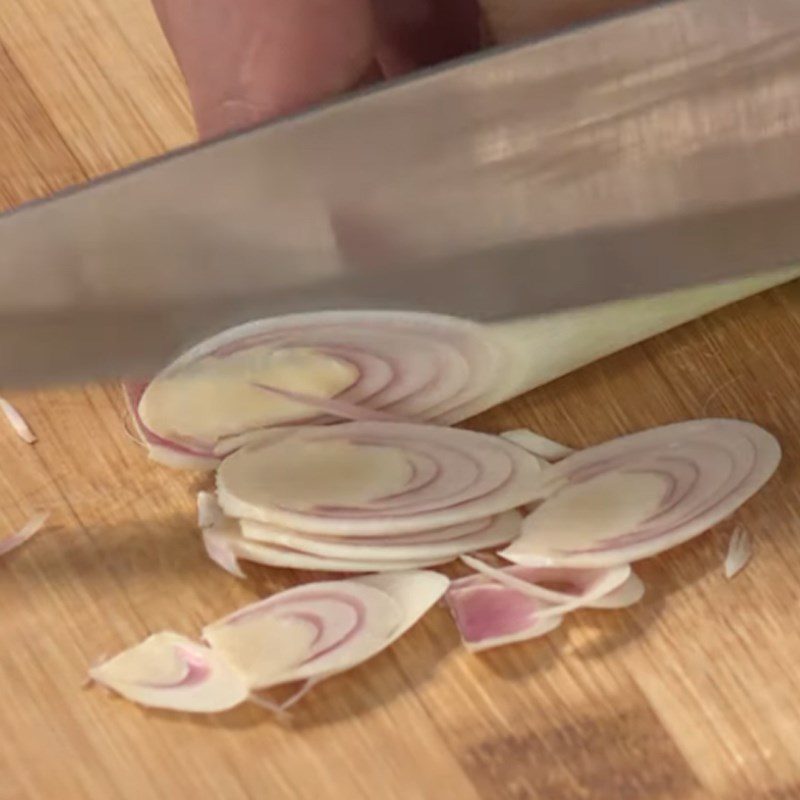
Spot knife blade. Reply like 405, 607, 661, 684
3, 0, 800, 386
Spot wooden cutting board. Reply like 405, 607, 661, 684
2, 2, 800, 798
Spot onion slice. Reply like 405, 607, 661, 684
129, 311, 512, 469
88, 632, 250, 713
724, 527, 752, 579
217, 422, 543, 536
500, 429, 573, 461
0, 397, 36, 444
212, 531, 452, 573
197, 491, 223, 529
202, 527, 247, 579
0, 512, 48, 558
238, 511, 522, 563
458, 556, 632, 616
445, 583, 564, 652
502, 419, 780, 568
203, 570, 448, 694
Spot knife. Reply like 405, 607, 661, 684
3, 0, 800, 386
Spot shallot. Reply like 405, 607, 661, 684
0, 512, 48, 558
502, 419, 779, 568
724, 527, 753, 579
0, 397, 36, 444
88, 632, 250, 713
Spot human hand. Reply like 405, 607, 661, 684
151, 0, 483, 140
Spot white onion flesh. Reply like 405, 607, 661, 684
202, 527, 247, 578
502, 419, 780, 568
0, 512, 48, 558
217, 422, 543, 536
88, 632, 250, 713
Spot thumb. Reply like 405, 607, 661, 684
152, 0, 378, 140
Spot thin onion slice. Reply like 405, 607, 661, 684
502, 419, 780, 568
88, 632, 249, 713
0, 512, 49, 558
203, 570, 447, 693
197, 491, 223, 529
238, 511, 522, 563
724, 527, 752, 579
445, 583, 563, 652
220, 534, 454, 572
458, 556, 631, 617
217, 422, 543, 536
202, 527, 247, 579
500, 429, 573, 462
0, 397, 36, 444
128, 311, 512, 469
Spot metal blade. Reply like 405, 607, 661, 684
3, 0, 800, 386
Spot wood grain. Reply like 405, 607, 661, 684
2, 2, 800, 798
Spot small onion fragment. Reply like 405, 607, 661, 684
209, 530, 451, 573
202, 527, 248, 579
0, 512, 48, 558
197, 491, 224, 529
88, 632, 249, 713
500, 429, 573, 462
217, 422, 544, 536
502, 419, 780, 568
446, 560, 637, 651
445, 583, 564, 652
0, 397, 36, 444
724, 527, 752, 579
128, 311, 512, 468
203, 570, 448, 695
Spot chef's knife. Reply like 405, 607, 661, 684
3, 0, 800, 386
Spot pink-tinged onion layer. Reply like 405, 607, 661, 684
126, 311, 512, 469
502, 419, 780, 568
88, 632, 249, 713
445, 583, 564, 652
216, 422, 544, 536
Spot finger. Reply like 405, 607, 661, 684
372, 0, 484, 78
152, 0, 377, 139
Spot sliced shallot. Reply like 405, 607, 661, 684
724, 527, 752, 579
88, 632, 249, 713
209, 530, 451, 573
238, 511, 522, 563
446, 583, 564, 652
216, 422, 543, 536
202, 527, 247, 579
501, 419, 780, 568
0, 397, 36, 444
128, 311, 512, 468
203, 570, 448, 693
0, 512, 48, 558
197, 491, 223, 529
